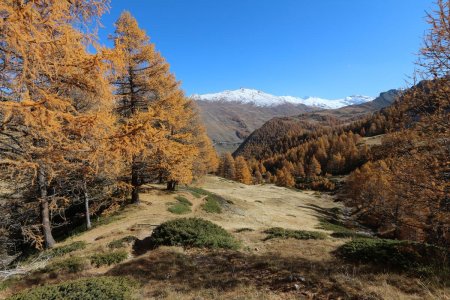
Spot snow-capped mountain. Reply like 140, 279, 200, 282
191, 88, 374, 109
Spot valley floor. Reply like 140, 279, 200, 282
1, 176, 448, 299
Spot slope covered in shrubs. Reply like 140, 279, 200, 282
7, 276, 137, 300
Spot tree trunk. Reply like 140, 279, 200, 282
38, 166, 56, 249
131, 160, 140, 204
83, 180, 91, 230
167, 181, 177, 191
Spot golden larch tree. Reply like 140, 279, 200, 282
0, 0, 112, 248
234, 156, 252, 185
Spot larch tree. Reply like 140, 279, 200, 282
220, 153, 236, 180
253, 170, 263, 184
234, 156, 252, 185
307, 156, 322, 178
0, 0, 112, 249
110, 11, 183, 201
275, 167, 295, 188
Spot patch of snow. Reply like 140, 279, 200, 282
191, 88, 374, 109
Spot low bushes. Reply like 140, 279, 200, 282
167, 202, 191, 214
235, 228, 255, 233
90, 250, 128, 267
148, 218, 239, 250
168, 195, 193, 215
336, 238, 449, 272
202, 196, 222, 213
44, 256, 88, 273
47, 241, 87, 257
185, 187, 209, 198
175, 196, 192, 206
108, 236, 137, 249
7, 276, 137, 300
264, 227, 326, 241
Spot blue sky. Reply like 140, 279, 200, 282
98, 0, 433, 98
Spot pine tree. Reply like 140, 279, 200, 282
234, 156, 253, 185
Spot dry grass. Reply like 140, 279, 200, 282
2, 176, 449, 300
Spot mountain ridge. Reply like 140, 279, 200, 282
191, 88, 375, 109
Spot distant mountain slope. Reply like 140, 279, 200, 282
195, 100, 313, 153
233, 89, 400, 159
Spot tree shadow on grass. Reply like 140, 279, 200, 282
298, 204, 341, 218
107, 248, 381, 298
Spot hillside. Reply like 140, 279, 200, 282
195, 100, 313, 153
233, 89, 400, 159
1, 176, 447, 299
195, 89, 398, 153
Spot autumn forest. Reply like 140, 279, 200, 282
0, 1, 449, 299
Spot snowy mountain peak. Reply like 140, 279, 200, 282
191, 89, 375, 109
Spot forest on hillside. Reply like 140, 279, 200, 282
0, 1, 449, 299
218, 1, 449, 247
0, 1, 218, 256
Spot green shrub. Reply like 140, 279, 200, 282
0, 277, 18, 292
148, 218, 239, 250
44, 256, 88, 273
186, 187, 210, 197
263, 227, 326, 241
108, 236, 137, 249
235, 228, 255, 233
202, 196, 222, 213
167, 195, 193, 214
175, 196, 192, 206
7, 276, 137, 300
189, 191, 202, 198
331, 231, 372, 239
167, 202, 191, 214
90, 250, 128, 267
47, 241, 87, 257
336, 238, 449, 271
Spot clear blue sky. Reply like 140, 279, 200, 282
98, 0, 433, 98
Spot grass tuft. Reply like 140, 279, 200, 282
44, 256, 88, 273
168, 195, 193, 214
108, 236, 137, 249
90, 250, 128, 267
175, 196, 192, 206
235, 228, 255, 233
202, 196, 222, 213
47, 241, 87, 257
263, 227, 326, 241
